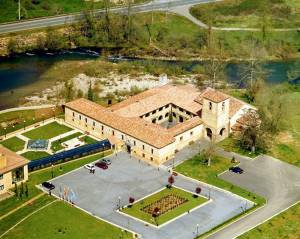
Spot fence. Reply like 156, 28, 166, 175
28, 139, 111, 171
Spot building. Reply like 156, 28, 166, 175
0, 145, 29, 195
64, 84, 253, 165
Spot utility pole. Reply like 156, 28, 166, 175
18, 0, 21, 21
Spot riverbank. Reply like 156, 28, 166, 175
0, 12, 299, 60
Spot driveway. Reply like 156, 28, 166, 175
47, 151, 253, 239
208, 153, 300, 239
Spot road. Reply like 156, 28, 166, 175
206, 150, 300, 239
0, 0, 214, 35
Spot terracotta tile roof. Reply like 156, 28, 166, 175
111, 84, 202, 117
0, 146, 29, 174
168, 117, 202, 136
65, 100, 174, 148
200, 87, 230, 103
65, 85, 251, 148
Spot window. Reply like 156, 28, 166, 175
220, 128, 225, 136
101, 125, 104, 130
179, 108, 183, 112
112, 130, 115, 136
134, 141, 136, 146
152, 118, 156, 123
159, 107, 163, 111
142, 145, 145, 150
72, 112, 75, 117
180, 136, 183, 141
0, 185, 4, 191
146, 113, 150, 117
151, 149, 154, 154
85, 118, 88, 123
165, 113, 169, 117
209, 102, 212, 110
150, 157, 153, 161
0, 174, 3, 180
152, 110, 157, 114
158, 115, 163, 120
79, 115, 82, 120
142, 153, 145, 158
122, 135, 124, 140
222, 102, 225, 111
190, 131, 193, 136
173, 112, 176, 118
93, 121, 96, 127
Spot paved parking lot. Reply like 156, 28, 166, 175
49, 151, 253, 239
208, 154, 300, 239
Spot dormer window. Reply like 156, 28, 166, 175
222, 102, 225, 111
209, 102, 212, 110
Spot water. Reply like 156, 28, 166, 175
0, 50, 299, 110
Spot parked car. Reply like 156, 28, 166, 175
42, 181, 55, 190
95, 161, 108, 170
84, 163, 95, 170
229, 166, 244, 174
101, 158, 111, 165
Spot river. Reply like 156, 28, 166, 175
0, 50, 299, 110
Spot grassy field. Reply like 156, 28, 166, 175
0, 136, 25, 152
0, 108, 63, 137
190, 0, 300, 28
225, 86, 300, 167
21, 151, 50, 160
0, 150, 112, 218
238, 202, 300, 239
122, 187, 207, 225
51, 132, 82, 152
0, 0, 149, 24
81, 135, 97, 144
218, 137, 262, 158
23, 122, 72, 140
2, 200, 132, 239
175, 154, 265, 206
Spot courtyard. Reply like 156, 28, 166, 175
0, 118, 98, 161
46, 151, 253, 239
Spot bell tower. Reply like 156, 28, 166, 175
201, 89, 230, 142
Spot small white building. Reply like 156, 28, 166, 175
64, 84, 253, 165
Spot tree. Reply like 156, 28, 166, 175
238, 109, 268, 154
14, 183, 18, 198
64, 80, 75, 101
168, 175, 175, 187
87, 81, 94, 101
202, 142, 216, 166
7, 37, 19, 55
129, 197, 135, 207
195, 187, 201, 194
25, 183, 29, 197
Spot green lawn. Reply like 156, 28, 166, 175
218, 137, 261, 158
0, 108, 63, 137
0, 137, 25, 152
0, 150, 112, 218
175, 154, 265, 206
238, 202, 300, 239
51, 132, 82, 152
122, 187, 207, 225
190, 0, 300, 28
81, 135, 97, 144
2, 200, 132, 239
21, 151, 50, 161
23, 122, 72, 140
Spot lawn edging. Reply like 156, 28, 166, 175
118, 185, 211, 229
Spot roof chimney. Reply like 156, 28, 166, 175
0, 153, 7, 169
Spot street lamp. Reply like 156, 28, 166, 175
52, 107, 56, 119
23, 120, 26, 130
42, 114, 45, 124
118, 196, 121, 209
196, 224, 199, 237
4, 127, 6, 138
